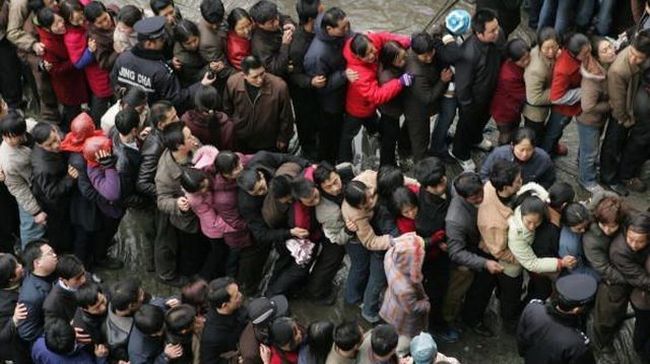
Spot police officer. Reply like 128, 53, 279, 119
111, 16, 215, 112
516, 274, 597, 364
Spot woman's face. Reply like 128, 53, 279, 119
392, 48, 407, 68
523, 213, 543, 232
50, 14, 66, 34
570, 221, 589, 234
515, 51, 531, 68
540, 39, 559, 60
598, 221, 619, 237
70, 10, 85, 26
182, 35, 200, 52
513, 138, 535, 162
597, 40, 616, 64
235, 17, 253, 40
400, 204, 418, 220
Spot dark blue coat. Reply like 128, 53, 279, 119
31, 336, 106, 364
127, 326, 166, 364
479, 145, 556, 189
17, 273, 53, 343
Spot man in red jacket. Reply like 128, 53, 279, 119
545, 33, 591, 156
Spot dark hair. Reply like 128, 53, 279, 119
350, 33, 371, 57
31, 122, 56, 144
117, 5, 143, 27
562, 202, 591, 227
200, 0, 224, 25
109, 278, 141, 312
59, 0, 83, 24
194, 85, 222, 113
207, 277, 235, 309
22, 239, 48, 272
333, 321, 362, 351
314, 162, 335, 186
379, 41, 405, 69
590, 36, 607, 57
181, 278, 208, 315
134, 304, 165, 335
322, 7, 346, 31
28, 0, 50, 13
249, 0, 278, 24
215, 151, 240, 175
56, 254, 84, 280
121, 87, 147, 109
291, 176, 316, 200
507, 38, 530, 61
627, 213, 650, 235
270, 174, 293, 199
344, 180, 368, 209
411, 32, 435, 55
414, 157, 445, 187
0, 114, 27, 136
75, 282, 102, 308
180, 167, 208, 193
471, 8, 497, 34
83, 1, 106, 23
391, 186, 418, 217
548, 182, 575, 209
115, 109, 140, 136
371, 324, 398, 357
296, 0, 320, 24
632, 28, 650, 56
0, 254, 19, 289
594, 196, 624, 225
566, 33, 590, 57
519, 195, 547, 219
150, 0, 173, 15
37, 7, 56, 28
150, 100, 174, 129
454, 172, 483, 198
227, 8, 251, 31
536, 26, 558, 47
174, 19, 199, 44
44, 318, 75, 355
165, 304, 196, 334
162, 122, 186, 151
511, 127, 536, 146
237, 168, 262, 193
489, 159, 521, 192
377, 165, 404, 202
307, 321, 334, 364
241, 55, 263, 74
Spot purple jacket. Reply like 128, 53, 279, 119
87, 166, 123, 219
32, 337, 107, 364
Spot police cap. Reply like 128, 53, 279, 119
134, 16, 167, 41
555, 274, 597, 307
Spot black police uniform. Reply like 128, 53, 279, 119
110, 16, 200, 111
516, 274, 597, 364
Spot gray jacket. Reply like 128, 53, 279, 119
0, 141, 41, 215
446, 190, 486, 271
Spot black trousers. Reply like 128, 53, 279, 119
73, 215, 119, 271
462, 262, 523, 325
632, 305, 650, 362
61, 104, 82, 133
0, 183, 19, 253
267, 242, 313, 298
338, 114, 379, 163
200, 238, 230, 281
89, 94, 113, 128
319, 111, 344, 163
524, 118, 546, 147
600, 118, 628, 185
619, 116, 650, 180
379, 113, 401, 166
0, 38, 23, 109
406, 117, 431, 162
291, 86, 320, 159
423, 254, 451, 327
307, 240, 346, 299
452, 103, 490, 161
237, 242, 272, 296
525, 273, 553, 302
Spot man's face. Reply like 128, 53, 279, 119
300, 188, 321, 207
182, 35, 199, 52
36, 244, 58, 275
179, 126, 198, 154
86, 292, 108, 315
159, 5, 177, 25
320, 172, 342, 196
159, 107, 179, 129
244, 67, 266, 88
629, 46, 648, 66
426, 177, 447, 196
145, 37, 167, 51
626, 229, 649, 252
502, 173, 523, 198
93, 11, 113, 31
225, 283, 244, 311
477, 18, 499, 43
39, 129, 61, 153
64, 271, 87, 289
598, 222, 619, 237
327, 17, 349, 38
2, 133, 25, 148
258, 17, 280, 32
465, 190, 484, 207
223, 161, 243, 180
249, 173, 268, 196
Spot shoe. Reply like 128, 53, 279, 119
158, 275, 189, 288
473, 138, 494, 152
432, 326, 461, 343
95, 257, 124, 270
554, 143, 568, 156
608, 183, 629, 197
624, 178, 647, 193
361, 311, 382, 324
448, 147, 476, 171
468, 322, 495, 337
582, 183, 606, 196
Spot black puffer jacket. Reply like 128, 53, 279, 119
136, 128, 164, 202
453, 34, 505, 108
112, 132, 146, 209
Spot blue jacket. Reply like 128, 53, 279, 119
303, 13, 348, 114
127, 326, 166, 364
31, 337, 106, 364
17, 273, 53, 343
479, 145, 556, 189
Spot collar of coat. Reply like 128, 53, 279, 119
132, 44, 167, 61
232, 74, 273, 96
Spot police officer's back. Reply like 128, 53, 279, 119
517, 274, 597, 364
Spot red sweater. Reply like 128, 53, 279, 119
64, 25, 113, 98
343, 32, 410, 118
227, 31, 251, 71
490, 59, 526, 125
550, 50, 582, 117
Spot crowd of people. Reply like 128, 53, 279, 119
0, 0, 650, 362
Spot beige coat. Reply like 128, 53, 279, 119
6, 0, 35, 51
0, 142, 41, 215
477, 181, 518, 273
577, 60, 610, 127
607, 46, 640, 126
522, 46, 554, 123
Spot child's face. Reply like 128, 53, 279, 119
400, 204, 418, 220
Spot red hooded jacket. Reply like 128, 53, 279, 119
343, 32, 410, 118
63, 25, 113, 98
550, 50, 582, 117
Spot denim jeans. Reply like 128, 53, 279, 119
576, 122, 602, 187
528, 0, 544, 28
18, 206, 45, 248
541, 111, 571, 154
429, 96, 457, 157
595, 0, 615, 35
344, 241, 387, 318
538, 0, 595, 36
